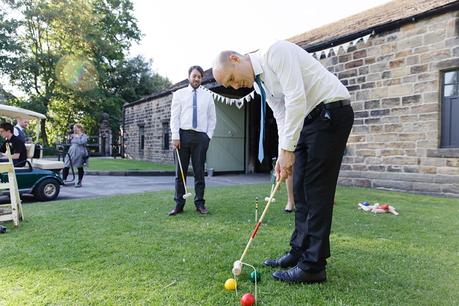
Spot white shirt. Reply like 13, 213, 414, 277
13, 124, 24, 137
249, 40, 350, 152
170, 85, 217, 140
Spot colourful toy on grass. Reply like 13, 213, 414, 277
227, 262, 259, 305
224, 278, 237, 291
249, 271, 261, 283
358, 202, 399, 215
240, 293, 255, 306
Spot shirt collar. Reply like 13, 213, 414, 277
187, 84, 200, 92
248, 51, 263, 78
248, 51, 264, 95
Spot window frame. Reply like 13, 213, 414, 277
440, 69, 459, 148
138, 125, 145, 152
162, 121, 169, 151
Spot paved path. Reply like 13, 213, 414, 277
16, 174, 270, 203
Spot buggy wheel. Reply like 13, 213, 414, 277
34, 179, 60, 201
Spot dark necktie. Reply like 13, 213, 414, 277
192, 89, 197, 128
255, 75, 266, 163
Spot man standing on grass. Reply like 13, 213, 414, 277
212, 40, 354, 284
169, 65, 217, 216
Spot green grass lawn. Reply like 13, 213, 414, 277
87, 158, 175, 171
0, 185, 458, 305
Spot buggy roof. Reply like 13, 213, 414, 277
0, 104, 46, 120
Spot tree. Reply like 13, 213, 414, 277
0, 0, 169, 146
110, 55, 171, 103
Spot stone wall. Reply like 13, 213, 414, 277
124, 94, 174, 164
317, 11, 459, 196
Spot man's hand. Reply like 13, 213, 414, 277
172, 139, 180, 150
275, 149, 295, 181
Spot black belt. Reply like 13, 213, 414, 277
323, 99, 351, 109
305, 100, 351, 123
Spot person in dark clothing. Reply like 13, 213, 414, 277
0, 122, 27, 167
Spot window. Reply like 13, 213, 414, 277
441, 70, 459, 148
162, 121, 170, 150
139, 125, 145, 151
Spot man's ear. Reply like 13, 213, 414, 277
229, 54, 240, 63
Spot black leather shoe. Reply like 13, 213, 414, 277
263, 252, 299, 268
196, 206, 208, 214
272, 266, 326, 284
168, 208, 183, 216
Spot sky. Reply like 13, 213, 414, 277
130, 0, 391, 84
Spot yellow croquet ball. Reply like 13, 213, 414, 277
224, 278, 237, 291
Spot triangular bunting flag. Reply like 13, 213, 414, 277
363, 33, 371, 43
207, 89, 256, 108
331, 46, 338, 56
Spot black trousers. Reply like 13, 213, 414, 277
174, 129, 210, 209
290, 104, 354, 272
63, 167, 84, 183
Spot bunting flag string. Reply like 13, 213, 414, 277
311, 32, 373, 59
201, 32, 373, 109
202, 86, 254, 109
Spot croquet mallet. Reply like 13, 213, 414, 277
175, 148, 192, 199
232, 179, 283, 276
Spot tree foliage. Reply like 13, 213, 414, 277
0, 0, 171, 145
110, 55, 171, 102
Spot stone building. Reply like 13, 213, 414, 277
123, 0, 459, 196
123, 92, 173, 163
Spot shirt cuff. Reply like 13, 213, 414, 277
280, 139, 296, 152
172, 132, 180, 140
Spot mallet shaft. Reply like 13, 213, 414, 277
175, 148, 189, 194
239, 180, 283, 263
255, 197, 258, 222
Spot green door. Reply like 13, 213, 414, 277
206, 102, 245, 172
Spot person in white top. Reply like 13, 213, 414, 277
213, 40, 354, 284
169, 65, 217, 216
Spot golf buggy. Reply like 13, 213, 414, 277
0, 104, 64, 201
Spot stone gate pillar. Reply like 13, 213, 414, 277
99, 113, 112, 156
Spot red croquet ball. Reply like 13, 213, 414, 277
240, 293, 255, 306
380, 204, 389, 210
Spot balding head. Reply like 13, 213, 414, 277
212, 51, 254, 90
212, 51, 239, 84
